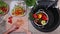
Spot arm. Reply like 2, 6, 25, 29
3, 25, 19, 34
4, 19, 24, 34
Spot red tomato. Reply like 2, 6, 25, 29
8, 16, 13, 24
8, 16, 12, 19
1, 7, 7, 12
33, 14, 38, 19
42, 14, 48, 20
8, 19, 12, 24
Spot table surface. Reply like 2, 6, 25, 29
0, 0, 60, 34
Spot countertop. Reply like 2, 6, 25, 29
0, 0, 60, 34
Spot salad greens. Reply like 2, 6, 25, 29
0, 10, 4, 14
0, 1, 8, 15
0, 1, 8, 7
25, 0, 36, 6
29, 12, 34, 21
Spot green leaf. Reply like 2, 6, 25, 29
0, 10, 4, 14
29, 12, 34, 21
25, 0, 36, 6
0, 1, 8, 7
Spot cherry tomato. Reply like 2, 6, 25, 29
1, 7, 7, 12
33, 14, 38, 19
8, 19, 12, 24
8, 16, 13, 24
42, 14, 48, 20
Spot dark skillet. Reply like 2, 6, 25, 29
29, 0, 60, 32
29, 5, 59, 32
37, 0, 58, 9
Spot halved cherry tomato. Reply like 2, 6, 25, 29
1, 7, 7, 12
8, 16, 12, 19
8, 19, 12, 24
8, 16, 13, 24
33, 14, 38, 19
42, 14, 48, 20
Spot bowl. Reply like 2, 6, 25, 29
9, 1, 27, 17
0, 1, 9, 16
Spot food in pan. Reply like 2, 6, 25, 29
32, 11, 48, 26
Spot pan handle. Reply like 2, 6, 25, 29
36, 0, 58, 9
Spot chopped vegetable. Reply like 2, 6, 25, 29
42, 14, 48, 20
0, 7, 7, 12
34, 19, 42, 25
8, 19, 12, 24
37, 13, 42, 19
0, 10, 4, 14
29, 10, 48, 26
34, 19, 39, 23
12, 5, 25, 16
8, 16, 13, 24
0, 1, 8, 15
41, 20, 46, 25
33, 14, 38, 19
